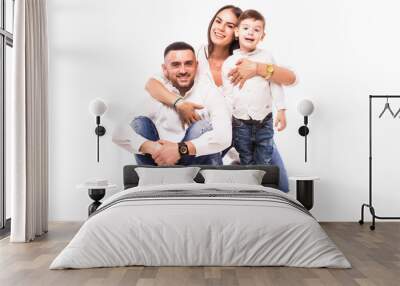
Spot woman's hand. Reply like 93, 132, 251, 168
275, 110, 287, 131
228, 61, 297, 87
228, 58, 257, 89
175, 101, 204, 125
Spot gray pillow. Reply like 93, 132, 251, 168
200, 169, 266, 185
136, 167, 200, 186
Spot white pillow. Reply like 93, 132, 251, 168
135, 167, 200, 186
200, 169, 266, 185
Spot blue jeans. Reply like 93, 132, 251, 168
130, 116, 223, 166
231, 115, 289, 193
271, 143, 289, 193
232, 116, 274, 165
221, 142, 289, 193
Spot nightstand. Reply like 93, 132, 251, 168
77, 183, 117, 216
289, 176, 320, 210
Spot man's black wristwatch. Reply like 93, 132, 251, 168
178, 142, 189, 157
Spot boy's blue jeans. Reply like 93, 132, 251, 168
130, 116, 223, 166
231, 114, 289, 193
232, 115, 274, 165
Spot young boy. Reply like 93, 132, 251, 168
222, 9, 286, 165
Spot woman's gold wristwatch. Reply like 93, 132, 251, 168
264, 64, 274, 80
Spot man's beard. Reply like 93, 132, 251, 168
168, 73, 194, 95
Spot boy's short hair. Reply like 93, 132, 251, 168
164, 42, 195, 58
238, 9, 265, 28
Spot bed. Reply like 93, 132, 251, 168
50, 165, 350, 269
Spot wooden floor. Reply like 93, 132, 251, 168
0, 222, 399, 286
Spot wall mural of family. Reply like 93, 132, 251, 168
113, 5, 297, 193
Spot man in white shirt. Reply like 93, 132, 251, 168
113, 42, 231, 166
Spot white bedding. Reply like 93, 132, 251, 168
50, 183, 350, 269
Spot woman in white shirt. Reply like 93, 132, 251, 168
144, 5, 296, 193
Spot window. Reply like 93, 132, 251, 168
0, 0, 14, 234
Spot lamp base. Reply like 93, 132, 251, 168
298, 126, 309, 136
95, 126, 106, 136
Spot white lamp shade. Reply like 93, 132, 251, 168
297, 99, 314, 116
89, 98, 107, 116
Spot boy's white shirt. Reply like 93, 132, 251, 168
112, 74, 232, 157
222, 48, 286, 121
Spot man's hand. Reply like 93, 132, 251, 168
228, 58, 257, 89
175, 101, 204, 125
152, 140, 181, 166
139, 141, 162, 156
275, 110, 287, 131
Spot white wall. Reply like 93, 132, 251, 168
48, 0, 400, 221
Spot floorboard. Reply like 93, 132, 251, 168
0, 222, 399, 286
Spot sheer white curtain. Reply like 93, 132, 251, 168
9, 0, 48, 242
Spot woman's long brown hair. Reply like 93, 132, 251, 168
207, 5, 242, 58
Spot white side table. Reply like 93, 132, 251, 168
77, 183, 117, 216
289, 176, 320, 210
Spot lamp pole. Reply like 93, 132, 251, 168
97, 117, 100, 162
297, 99, 314, 163
298, 115, 309, 162
94, 116, 105, 163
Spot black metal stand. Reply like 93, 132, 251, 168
88, 188, 105, 216
359, 95, 400, 230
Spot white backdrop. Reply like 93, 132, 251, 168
47, 0, 400, 221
